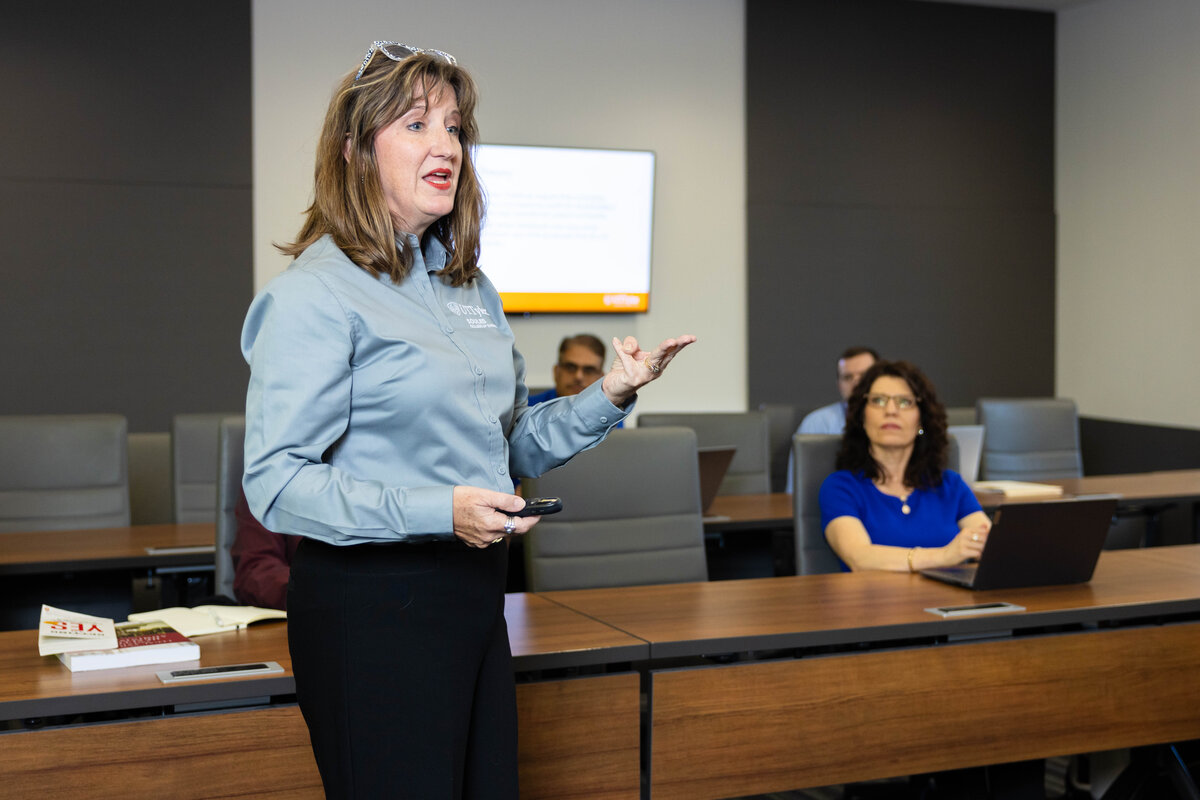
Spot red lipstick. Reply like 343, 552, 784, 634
424, 169, 452, 190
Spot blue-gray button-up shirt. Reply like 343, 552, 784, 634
241, 233, 629, 545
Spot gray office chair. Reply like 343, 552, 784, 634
758, 403, 805, 493
637, 411, 771, 495
792, 433, 962, 575
0, 414, 130, 532
127, 431, 172, 524
522, 427, 708, 591
172, 412, 240, 523
790, 434, 847, 575
976, 398, 1083, 481
214, 415, 246, 601
976, 397, 1149, 550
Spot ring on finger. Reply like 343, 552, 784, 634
643, 357, 661, 374
491, 537, 504, 545
504, 516, 516, 535
972, 533, 980, 542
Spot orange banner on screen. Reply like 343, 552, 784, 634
500, 292, 649, 313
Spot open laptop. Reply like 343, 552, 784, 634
920, 496, 1118, 590
697, 445, 737, 516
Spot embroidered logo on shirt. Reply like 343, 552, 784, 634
446, 301, 497, 329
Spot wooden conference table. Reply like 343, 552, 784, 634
1044, 468, 1200, 505
8, 468, 1197, 577
0, 523, 220, 631
0, 592, 646, 800
0, 522, 216, 576
4, 546, 1200, 799
542, 546, 1200, 799
704, 467, 1200, 534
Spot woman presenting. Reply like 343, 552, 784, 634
241, 41, 694, 798
820, 360, 989, 573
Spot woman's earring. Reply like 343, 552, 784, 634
918, 428, 924, 436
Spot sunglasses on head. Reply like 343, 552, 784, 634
355, 41, 457, 82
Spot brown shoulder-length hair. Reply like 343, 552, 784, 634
277, 51, 484, 286
835, 360, 950, 490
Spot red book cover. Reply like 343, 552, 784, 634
57, 620, 200, 672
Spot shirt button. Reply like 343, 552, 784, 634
600, 416, 609, 424
475, 367, 484, 375
497, 466, 507, 475
489, 416, 498, 424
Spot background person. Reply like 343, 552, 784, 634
787, 346, 878, 492
819, 359, 989, 572
527, 333, 622, 429
230, 489, 300, 610
798, 346, 879, 435
528, 333, 607, 404
819, 359, 1045, 798
241, 41, 694, 798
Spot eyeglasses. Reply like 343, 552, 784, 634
556, 361, 603, 379
865, 393, 919, 410
355, 41, 457, 82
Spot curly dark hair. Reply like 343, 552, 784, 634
835, 360, 949, 490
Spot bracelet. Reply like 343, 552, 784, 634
907, 547, 917, 573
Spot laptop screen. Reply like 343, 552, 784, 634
922, 496, 1117, 590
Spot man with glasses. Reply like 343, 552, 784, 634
529, 334, 621, 427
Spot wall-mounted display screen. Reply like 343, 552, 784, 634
474, 143, 655, 313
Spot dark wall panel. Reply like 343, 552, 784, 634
750, 203, 1055, 407
1080, 418, 1200, 476
0, 2, 251, 431
747, 0, 1055, 410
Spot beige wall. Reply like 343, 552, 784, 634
252, 0, 746, 416
1057, 0, 1200, 428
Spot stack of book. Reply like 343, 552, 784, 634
38, 605, 200, 673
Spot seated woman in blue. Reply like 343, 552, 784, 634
820, 360, 990, 572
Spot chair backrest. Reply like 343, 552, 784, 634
790, 434, 844, 575
791, 433, 962, 575
758, 403, 804, 493
0, 414, 130, 532
172, 412, 239, 523
637, 411, 771, 495
128, 431, 172, 524
214, 415, 246, 601
522, 427, 708, 591
976, 398, 1082, 481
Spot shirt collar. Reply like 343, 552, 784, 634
396, 232, 450, 274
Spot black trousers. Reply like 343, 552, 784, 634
288, 537, 518, 800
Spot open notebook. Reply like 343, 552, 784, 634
921, 496, 1117, 590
